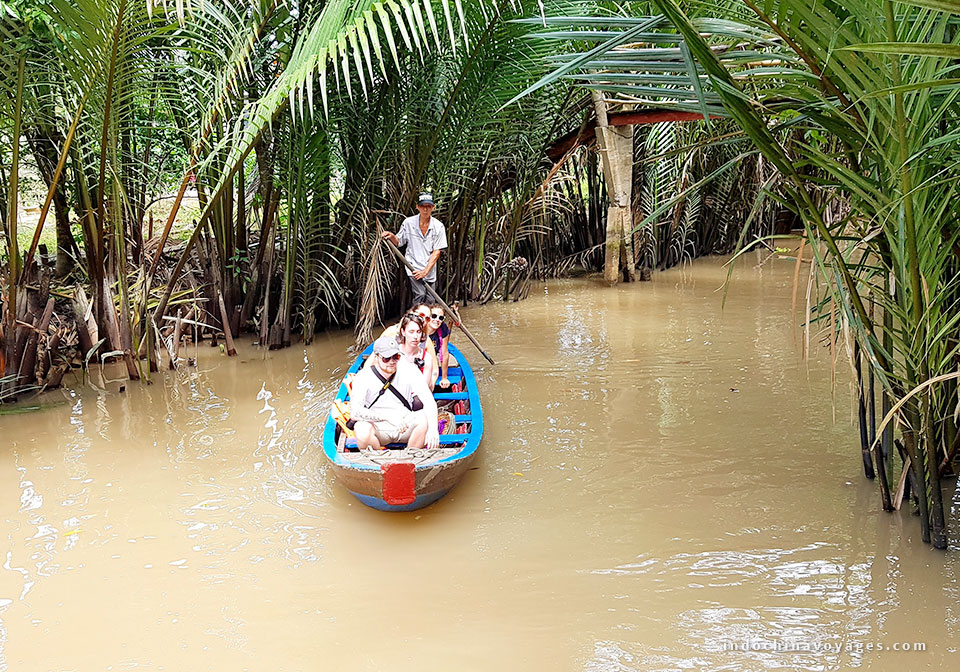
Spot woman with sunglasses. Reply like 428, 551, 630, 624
424, 303, 454, 390
371, 304, 439, 385
396, 312, 438, 389
378, 303, 431, 340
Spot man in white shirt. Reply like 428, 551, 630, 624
381, 192, 448, 304
350, 336, 440, 451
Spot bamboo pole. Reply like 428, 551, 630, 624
381, 239, 495, 366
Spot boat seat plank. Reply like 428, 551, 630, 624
357, 360, 463, 377
344, 433, 475, 450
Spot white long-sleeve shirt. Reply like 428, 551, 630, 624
350, 358, 437, 425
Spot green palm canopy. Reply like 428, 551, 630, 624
511, 0, 960, 549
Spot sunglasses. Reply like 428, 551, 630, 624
379, 353, 401, 362
430, 313, 445, 322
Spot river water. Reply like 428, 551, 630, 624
1, 253, 958, 671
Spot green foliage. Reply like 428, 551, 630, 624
513, 0, 960, 545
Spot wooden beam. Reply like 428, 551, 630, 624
546, 109, 720, 162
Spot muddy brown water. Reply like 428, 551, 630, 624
2, 254, 958, 671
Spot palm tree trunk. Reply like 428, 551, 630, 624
3, 55, 26, 397
92, 0, 127, 340
236, 159, 246, 255
26, 120, 77, 277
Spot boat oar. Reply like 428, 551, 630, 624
381, 238, 496, 366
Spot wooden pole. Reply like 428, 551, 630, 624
592, 90, 637, 285
381, 239, 495, 366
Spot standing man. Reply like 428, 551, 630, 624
381, 192, 447, 304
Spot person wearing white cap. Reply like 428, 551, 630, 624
381, 192, 448, 304
349, 336, 440, 451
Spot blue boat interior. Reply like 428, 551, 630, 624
322, 343, 483, 466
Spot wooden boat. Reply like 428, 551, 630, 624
322, 343, 483, 511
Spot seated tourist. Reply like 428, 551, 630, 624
370, 305, 439, 385
396, 312, 439, 389
425, 303, 454, 390
350, 336, 439, 451
381, 303, 428, 338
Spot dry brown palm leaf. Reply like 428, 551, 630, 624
355, 218, 394, 347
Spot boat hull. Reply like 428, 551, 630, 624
328, 451, 477, 511
321, 343, 483, 511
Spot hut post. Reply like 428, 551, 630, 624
592, 91, 637, 285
